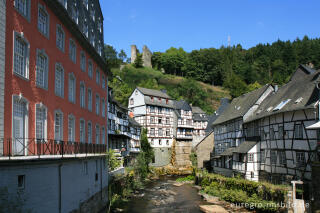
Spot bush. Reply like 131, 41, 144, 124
106, 149, 122, 171
176, 175, 195, 182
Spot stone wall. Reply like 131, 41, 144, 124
142, 45, 152, 68
151, 147, 172, 167
195, 132, 214, 168
131, 45, 137, 64
175, 141, 192, 167
0, 0, 6, 154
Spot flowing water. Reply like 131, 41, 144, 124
123, 177, 209, 213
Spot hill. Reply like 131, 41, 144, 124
109, 65, 230, 114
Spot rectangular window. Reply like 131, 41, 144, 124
69, 40, 76, 63
279, 126, 284, 139
14, 34, 29, 78
87, 122, 92, 144
101, 127, 105, 144
88, 61, 93, 78
102, 76, 105, 88
96, 94, 100, 115
96, 69, 100, 84
88, 89, 92, 111
54, 111, 63, 141
80, 83, 85, 108
279, 151, 286, 165
296, 152, 305, 166
55, 65, 64, 97
158, 128, 163, 137
36, 105, 46, 140
295, 124, 303, 139
68, 74, 76, 103
150, 106, 155, 113
158, 118, 162, 124
166, 117, 170, 125
80, 119, 85, 143
150, 116, 154, 124
270, 128, 275, 140
15, 0, 29, 19
166, 129, 170, 136
71, 5, 78, 24
80, 52, 86, 71
90, 32, 95, 47
82, 21, 88, 37
260, 150, 265, 163
18, 175, 25, 189
56, 25, 65, 51
101, 98, 105, 117
150, 128, 155, 136
38, 5, 49, 37
36, 51, 48, 89
96, 125, 100, 144
68, 115, 75, 142
271, 150, 277, 164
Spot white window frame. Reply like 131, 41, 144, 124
88, 88, 92, 111
68, 114, 75, 142
87, 121, 92, 144
35, 103, 47, 141
14, 0, 31, 21
95, 124, 100, 144
295, 124, 303, 139
69, 39, 77, 63
12, 95, 29, 141
279, 151, 286, 165
56, 24, 65, 52
54, 110, 63, 141
55, 63, 64, 98
36, 49, 49, 90
13, 32, 30, 79
68, 73, 76, 103
101, 126, 105, 144
80, 51, 86, 72
102, 75, 105, 88
270, 150, 277, 165
247, 153, 254, 162
296, 152, 305, 165
71, 4, 78, 24
38, 4, 50, 38
96, 69, 100, 84
80, 119, 86, 143
95, 94, 100, 115
101, 98, 105, 117
80, 82, 86, 108
88, 60, 93, 78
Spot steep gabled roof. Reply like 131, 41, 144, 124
129, 117, 141, 127
212, 84, 271, 126
232, 141, 258, 153
174, 100, 192, 111
290, 64, 316, 82
245, 70, 320, 123
192, 106, 205, 114
137, 87, 171, 99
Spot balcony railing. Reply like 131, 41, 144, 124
0, 138, 107, 159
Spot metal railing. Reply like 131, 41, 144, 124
0, 138, 107, 159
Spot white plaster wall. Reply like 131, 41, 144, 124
128, 89, 145, 110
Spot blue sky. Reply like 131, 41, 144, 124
100, 0, 320, 56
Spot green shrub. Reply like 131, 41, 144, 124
176, 175, 195, 182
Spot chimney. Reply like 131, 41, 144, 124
274, 85, 278, 93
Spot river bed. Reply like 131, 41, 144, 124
122, 177, 210, 213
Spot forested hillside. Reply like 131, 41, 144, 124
151, 36, 320, 97
109, 65, 230, 114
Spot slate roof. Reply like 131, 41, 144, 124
220, 147, 236, 156
245, 70, 320, 123
174, 100, 192, 111
232, 141, 258, 153
192, 106, 205, 114
204, 99, 230, 134
193, 113, 208, 121
144, 96, 175, 108
129, 117, 141, 127
300, 64, 316, 75
212, 84, 271, 126
137, 87, 172, 99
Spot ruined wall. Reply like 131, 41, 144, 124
131, 45, 137, 64
151, 147, 172, 167
195, 132, 214, 168
175, 141, 192, 167
142, 45, 152, 68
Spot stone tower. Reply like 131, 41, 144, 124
131, 45, 137, 64
142, 45, 152, 68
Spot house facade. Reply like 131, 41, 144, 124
174, 100, 194, 142
192, 106, 209, 147
0, 0, 109, 212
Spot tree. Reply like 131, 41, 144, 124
118, 49, 127, 63
223, 73, 248, 98
104, 44, 121, 68
140, 128, 154, 170
133, 53, 143, 68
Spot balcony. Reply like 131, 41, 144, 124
0, 138, 107, 160
176, 134, 193, 139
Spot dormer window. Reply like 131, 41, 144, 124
151, 96, 154, 102
130, 98, 134, 105
166, 99, 168, 104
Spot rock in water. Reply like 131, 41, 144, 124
199, 205, 228, 213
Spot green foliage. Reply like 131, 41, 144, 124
176, 175, 195, 182
104, 44, 126, 69
223, 72, 248, 98
133, 53, 143, 68
106, 149, 122, 171
189, 150, 197, 168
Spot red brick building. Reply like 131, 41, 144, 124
1, 0, 108, 156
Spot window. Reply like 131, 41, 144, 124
96, 69, 100, 84
102, 75, 105, 88
150, 116, 155, 124
98, 19, 102, 33
14, 0, 30, 19
279, 126, 284, 139
71, 4, 78, 24
166, 140, 169, 145
158, 118, 162, 124
295, 124, 303, 139
18, 175, 25, 189
56, 25, 65, 51
69, 39, 76, 63
35, 104, 46, 141
95, 94, 100, 115
166, 117, 170, 125
54, 110, 63, 141
80, 51, 86, 71
68, 73, 76, 103
82, 20, 88, 38
80, 82, 85, 108
87, 88, 92, 111
166, 129, 170, 136
36, 50, 48, 89
270, 128, 275, 140
260, 150, 265, 163
87, 122, 92, 144
95, 125, 100, 144
279, 151, 286, 165
130, 98, 134, 105
68, 115, 75, 142
90, 32, 95, 47
97, 44, 102, 56
14, 32, 29, 79
101, 98, 105, 117
91, 7, 95, 21
88, 60, 93, 78
296, 152, 305, 166
150, 106, 155, 113
150, 128, 155, 136
271, 150, 277, 164
247, 153, 254, 162
159, 139, 162, 145
101, 127, 105, 144
158, 128, 163, 137
80, 119, 85, 143
55, 65, 65, 98
38, 4, 49, 37
251, 172, 254, 179
151, 96, 154, 102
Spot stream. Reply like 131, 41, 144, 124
122, 177, 210, 213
